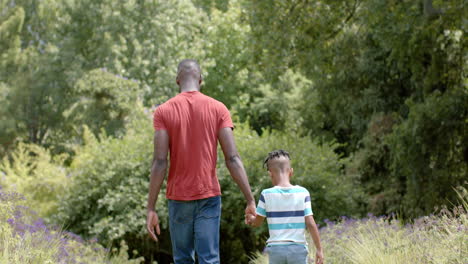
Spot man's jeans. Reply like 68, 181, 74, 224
168, 195, 221, 264
266, 244, 308, 264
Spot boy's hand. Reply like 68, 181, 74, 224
315, 249, 324, 264
244, 213, 256, 225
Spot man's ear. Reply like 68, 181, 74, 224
289, 168, 294, 178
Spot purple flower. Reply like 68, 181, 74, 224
32, 218, 47, 232
324, 218, 335, 227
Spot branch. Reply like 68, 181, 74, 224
325, 0, 360, 40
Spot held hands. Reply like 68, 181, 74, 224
244, 201, 257, 226
244, 213, 256, 225
146, 210, 161, 242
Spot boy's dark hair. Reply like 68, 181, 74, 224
263, 149, 291, 170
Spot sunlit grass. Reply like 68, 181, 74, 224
248, 250, 267, 264
0, 187, 145, 264
250, 188, 468, 264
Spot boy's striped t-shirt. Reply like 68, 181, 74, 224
256, 185, 313, 246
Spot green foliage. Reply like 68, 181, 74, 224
0, 2, 73, 148
65, 68, 141, 138
0, 0, 466, 261
54, 111, 171, 262
246, 69, 311, 133
192, 0, 230, 13
0, 188, 146, 264
387, 89, 467, 217
0, 82, 16, 155
0, 6, 24, 69
243, 0, 359, 80
0, 143, 67, 218
201, 0, 252, 108
217, 123, 358, 263
57, 0, 209, 103
0, 0, 212, 153
294, 0, 466, 217
0, 6, 24, 154
350, 113, 399, 215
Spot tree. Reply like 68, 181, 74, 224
0, 2, 73, 149
56, 0, 209, 104
310, 0, 467, 217
0, 6, 25, 155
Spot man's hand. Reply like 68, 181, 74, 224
146, 210, 161, 242
315, 249, 324, 264
244, 201, 256, 225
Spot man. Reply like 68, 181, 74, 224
146, 59, 256, 264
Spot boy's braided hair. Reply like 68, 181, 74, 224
263, 149, 291, 170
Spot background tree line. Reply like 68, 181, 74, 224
0, 0, 466, 262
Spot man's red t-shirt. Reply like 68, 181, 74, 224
153, 91, 233, 201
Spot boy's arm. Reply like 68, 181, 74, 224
246, 214, 265, 227
305, 215, 324, 263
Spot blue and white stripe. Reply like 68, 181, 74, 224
256, 185, 313, 246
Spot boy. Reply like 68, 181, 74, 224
245, 150, 324, 264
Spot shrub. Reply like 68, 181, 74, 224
0, 187, 144, 263
386, 89, 467, 218
0, 143, 67, 218
54, 112, 171, 262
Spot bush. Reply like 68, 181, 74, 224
54, 111, 170, 262
386, 89, 467, 218
0, 143, 67, 218
0, 187, 144, 263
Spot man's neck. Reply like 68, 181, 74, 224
179, 81, 200, 93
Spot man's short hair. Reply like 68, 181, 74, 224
177, 59, 201, 80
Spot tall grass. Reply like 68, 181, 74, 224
0, 187, 146, 264
250, 187, 468, 264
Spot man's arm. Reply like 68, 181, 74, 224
146, 130, 169, 242
218, 127, 256, 216
305, 215, 324, 264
